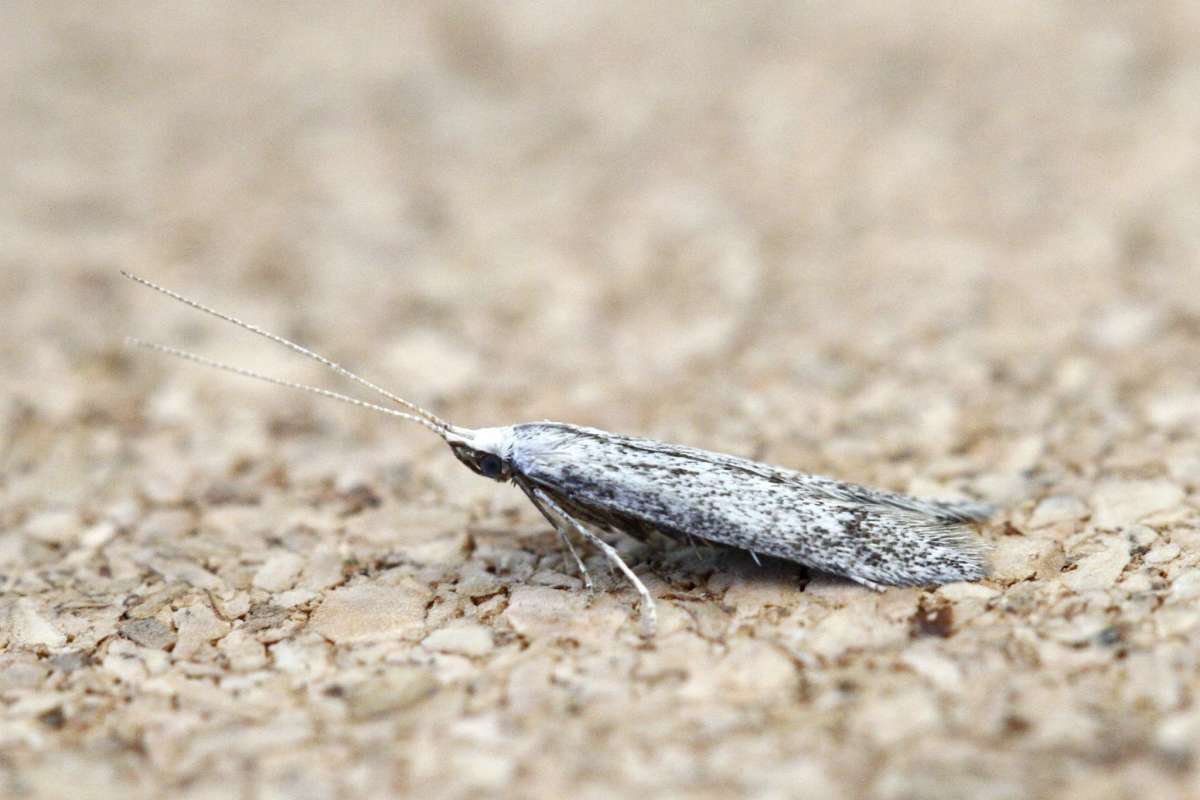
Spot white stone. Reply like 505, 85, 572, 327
990, 537, 1061, 582
717, 638, 797, 696
852, 687, 941, 747
1168, 571, 1200, 603
217, 629, 268, 671
137, 508, 195, 540
455, 567, 502, 599
1144, 542, 1181, 565
901, 644, 963, 691
502, 585, 586, 637
213, 591, 251, 620
120, 618, 176, 650
345, 667, 437, 720
1088, 304, 1159, 349
80, 520, 118, 549
936, 582, 1000, 624
1061, 540, 1131, 593
252, 552, 306, 592
1119, 571, 1155, 593
1155, 606, 1200, 638
1145, 392, 1200, 428
805, 606, 907, 659
1155, 711, 1200, 766
269, 634, 331, 677
1091, 480, 1184, 528
308, 580, 431, 643
102, 639, 149, 684
126, 584, 188, 619
299, 543, 345, 591
274, 588, 318, 608
1167, 454, 1200, 487
142, 554, 224, 591
423, 623, 494, 656
8, 599, 67, 649
1027, 495, 1088, 528
1001, 435, 1045, 473
0, 656, 50, 689
1122, 651, 1185, 712
1125, 524, 1159, 549
23, 510, 80, 544
173, 603, 232, 660
936, 582, 1000, 603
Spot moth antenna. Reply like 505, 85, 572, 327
126, 337, 450, 438
121, 271, 450, 431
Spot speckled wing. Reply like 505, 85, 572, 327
509, 422, 990, 587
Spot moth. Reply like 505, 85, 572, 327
123, 272, 992, 636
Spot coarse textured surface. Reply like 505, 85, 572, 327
2, 3, 1199, 799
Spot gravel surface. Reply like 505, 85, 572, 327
3, 3, 1200, 798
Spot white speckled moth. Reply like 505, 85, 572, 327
123, 272, 992, 636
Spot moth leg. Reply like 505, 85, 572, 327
556, 524, 594, 596
850, 574, 887, 592
532, 487, 658, 637
520, 485, 594, 595
749, 550, 763, 568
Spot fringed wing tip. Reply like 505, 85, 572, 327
933, 499, 996, 524
899, 515, 993, 583
941, 524, 992, 580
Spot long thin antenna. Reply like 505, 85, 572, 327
120, 271, 450, 431
127, 338, 449, 437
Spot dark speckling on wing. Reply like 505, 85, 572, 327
509, 422, 991, 588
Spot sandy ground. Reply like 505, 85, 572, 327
3, 3, 1200, 798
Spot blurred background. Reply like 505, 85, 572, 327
3, 2, 1200, 798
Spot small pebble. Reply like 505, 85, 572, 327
990, 537, 1062, 582
455, 569, 503, 599
120, 618, 177, 650
126, 584, 189, 619
502, 586, 586, 637
423, 623, 494, 657
1061, 541, 1131, 593
23, 510, 80, 544
173, 603, 233, 661
1028, 495, 1088, 528
1167, 454, 1200, 487
1091, 480, 1184, 528
309, 580, 431, 644
345, 667, 437, 720
8, 599, 67, 649
1145, 392, 1200, 429
252, 552, 306, 592
1143, 542, 1180, 565
1168, 572, 1200, 603
217, 629, 268, 671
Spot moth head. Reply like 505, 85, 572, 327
445, 426, 514, 483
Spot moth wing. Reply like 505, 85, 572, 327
510, 422, 989, 586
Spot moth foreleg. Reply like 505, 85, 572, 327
531, 487, 658, 638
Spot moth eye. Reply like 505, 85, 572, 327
478, 453, 504, 479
